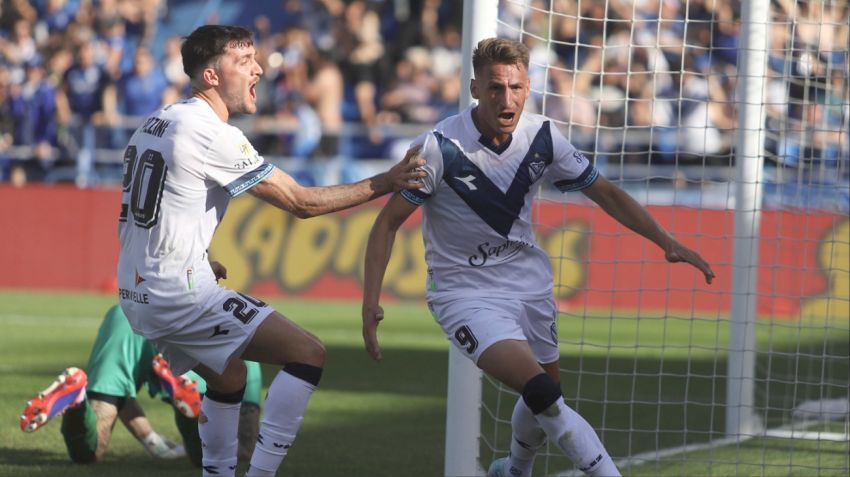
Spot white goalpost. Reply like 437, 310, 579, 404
446, 0, 850, 475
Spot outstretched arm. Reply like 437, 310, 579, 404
362, 193, 420, 361
248, 146, 424, 218
582, 175, 715, 284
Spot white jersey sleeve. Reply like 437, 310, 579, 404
399, 131, 443, 206
205, 126, 275, 197
544, 122, 600, 192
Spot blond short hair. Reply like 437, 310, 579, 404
472, 37, 530, 76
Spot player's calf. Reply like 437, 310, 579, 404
246, 363, 323, 477
522, 373, 621, 476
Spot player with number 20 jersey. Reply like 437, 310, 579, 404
117, 97, 275, 370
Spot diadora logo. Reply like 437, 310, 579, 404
454, 174, 478, 190
210, 325, 230, 338
528, 160, 546, 182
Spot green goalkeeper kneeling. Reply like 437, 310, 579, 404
20, 304, 262, 466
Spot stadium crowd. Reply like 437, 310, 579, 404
0, 0, 847, 194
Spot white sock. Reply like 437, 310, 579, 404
534, 399, 621, 476
508, 398, 547, 476
246, 370, 316, 476
200, 396, 240, 477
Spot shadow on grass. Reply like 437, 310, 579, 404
0, 447, 68, 467
0, 447, 200, 477
261, 345, 450, 398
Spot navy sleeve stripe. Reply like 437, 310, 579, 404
225, 163, 275, 197
400, 188, 428, 205
554, 165, 599, 192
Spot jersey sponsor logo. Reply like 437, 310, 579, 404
467, 236, 534, 267
234, 158, 259, 170
235, 143, 261, 170
118, 288, 149, 304
454, 174, 478, 190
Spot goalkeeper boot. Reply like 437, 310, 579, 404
153, 354, 202, 418
20, 367, 87, 432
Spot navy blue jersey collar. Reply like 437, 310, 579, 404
478, 133, 513, 154
470, 106, 513, 154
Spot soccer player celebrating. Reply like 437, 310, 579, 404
20, 304, 263, 466
116, 25, 425, 477
362, 38, 715, 477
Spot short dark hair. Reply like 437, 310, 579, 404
181, 25, 254, 80
472, 37, 530, 77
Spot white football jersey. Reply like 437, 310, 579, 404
117, 98, 273, 338
401, 105, 599, 302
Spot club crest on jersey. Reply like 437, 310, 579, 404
528, 160, 546, 182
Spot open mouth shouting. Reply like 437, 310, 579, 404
498, 111, 516, 127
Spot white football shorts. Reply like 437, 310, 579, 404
150, 287, 274, 375
429, 296, 560, 365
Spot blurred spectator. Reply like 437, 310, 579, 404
335, 0, 384, 144
161, 34, 189, 94
379, 46, 436, 124
93, 0, 129, 78
6, 56, 58, 183
39, 0, 75, 35
0, 0, 844, 194
0, 64, 15, 182
56, 39, 110, 125
55, 39, 111, 185
104, 46, 174, 120
0, 18, 39, 84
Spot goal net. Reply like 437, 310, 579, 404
448, 0, 850, 475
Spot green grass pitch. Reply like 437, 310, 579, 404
0, 291, 847, 476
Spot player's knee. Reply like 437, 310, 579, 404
283, 362, 323, 387
298, 339, 326, 368
521, 372, 562, 415
205, 384, 246, 404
